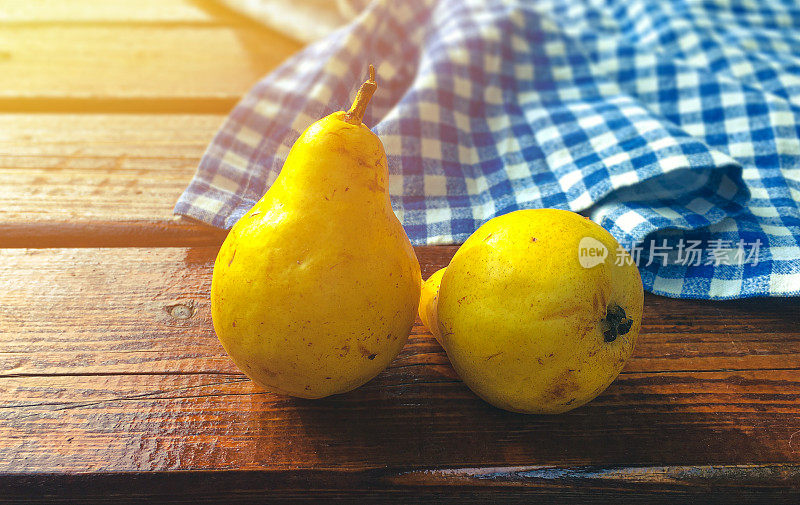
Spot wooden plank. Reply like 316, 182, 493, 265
0, 114, 230, 247
1, 465, 797, 504
0, 0, 214, 23
0, 246, 798, 496
0, 25, 302, 107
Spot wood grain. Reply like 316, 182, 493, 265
1, 466, 797, 505
0, 0, 301, 248
0, 114, 230, 247
0, 26, 300, 105
1, 246, 798, 501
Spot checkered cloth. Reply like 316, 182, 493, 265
175, 0, 800, 299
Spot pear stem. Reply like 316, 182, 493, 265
343, 64, 377, 125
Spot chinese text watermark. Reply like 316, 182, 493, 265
579, 238, 762, 268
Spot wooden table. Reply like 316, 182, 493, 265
1, 2, 798, 503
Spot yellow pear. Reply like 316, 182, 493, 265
419, 209, 643, 414
419, 267, 445, 343
212, 66, 421, 399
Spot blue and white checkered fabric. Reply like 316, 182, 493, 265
175, 0, 800, 299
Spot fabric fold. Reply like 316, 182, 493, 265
176, 0, 800, 298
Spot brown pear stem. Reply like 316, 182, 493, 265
343, 64, 377, 125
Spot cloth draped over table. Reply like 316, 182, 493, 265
176, 0, 800, 299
